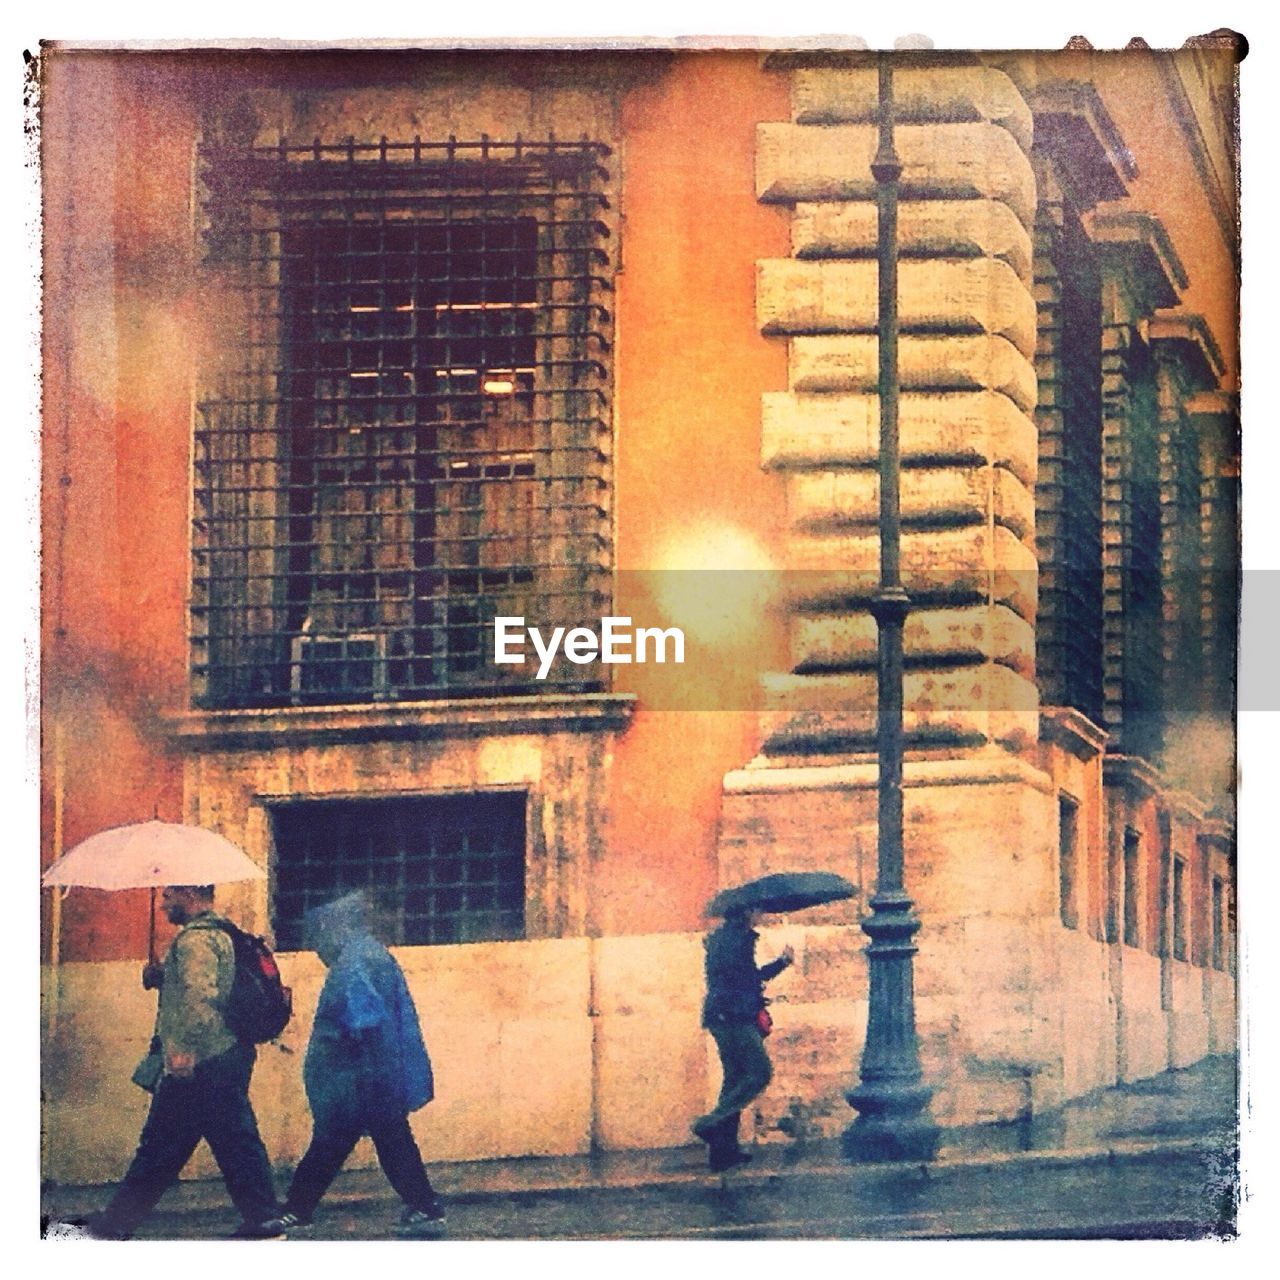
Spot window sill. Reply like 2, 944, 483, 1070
166, 692, 636, 750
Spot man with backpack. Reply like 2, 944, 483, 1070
86, 884, 284, 1240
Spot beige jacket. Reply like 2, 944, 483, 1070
157, 912, 238, 1066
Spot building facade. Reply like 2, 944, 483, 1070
40, 41, 1238, 1185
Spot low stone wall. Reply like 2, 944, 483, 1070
40, 919, 1234, 1185
1112, 946, 1167, 1082
1168, 959, 1211, 1069
1057, 928, 1118, 1102
41, 934, 711, 1187
1204, 967, 1237, 1055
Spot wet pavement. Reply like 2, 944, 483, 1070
42, 1054, 1239, 1241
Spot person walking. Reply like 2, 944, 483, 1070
278, 892, 446, 1237
692, 907, 793, 1171
87, 884, 283, 1239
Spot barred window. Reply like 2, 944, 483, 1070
270, 792, 526, 950
1123, 827, 1141, 948
1034, 203, 1104, 725
1058, 793, 1080, 930
1120, 339, 1165, 760
1211, 874, 1224, 970
1172, 855, 1188, 962
193, 137, 613, 708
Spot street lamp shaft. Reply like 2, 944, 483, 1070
844, 52, 940, 1164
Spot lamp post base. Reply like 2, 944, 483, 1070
843, 1079, 940, 1163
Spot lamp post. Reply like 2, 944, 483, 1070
842, 52, 940, 1163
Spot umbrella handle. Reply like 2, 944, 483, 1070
148, 887, 157, 965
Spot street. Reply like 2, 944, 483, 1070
43, 1057, 1238, 1241
47, 1142, 1231, 1241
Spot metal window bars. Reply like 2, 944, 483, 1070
1034, 200, 1105, 727
193, 135, 614, 708
270, 792, 527, 949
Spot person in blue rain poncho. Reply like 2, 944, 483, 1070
278, 891, 446, 1236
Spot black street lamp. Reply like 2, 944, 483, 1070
842, 53, 940, 1164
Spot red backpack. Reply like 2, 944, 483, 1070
216, 921, 293, 1043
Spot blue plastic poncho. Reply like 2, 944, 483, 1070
302, 893, 434, 1128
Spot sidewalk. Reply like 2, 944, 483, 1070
42, 1054, 1239, 1238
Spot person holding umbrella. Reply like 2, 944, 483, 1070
86, 884, 284, 1239
693, 872, 854, 1172
692, 907, 794, 1171
42, 820, 285, 1240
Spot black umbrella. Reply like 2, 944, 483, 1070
706, 870, 856, 918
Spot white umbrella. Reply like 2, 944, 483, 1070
42, 819, 266, 890
41, 820, 266, 963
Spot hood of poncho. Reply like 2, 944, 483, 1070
304, 890, 371, 964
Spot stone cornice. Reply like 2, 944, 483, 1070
1040, 706, 1109, 760
1027, 80, 1135, 208
165, 693, 637, 751
1102, 752, 1164, 797
1164, 788, 1207, 822
1085, 206, 1186, 311
724, 750, 1055, 796
1186, 389, 1238, 419
1149, 310, 1226, 389
761, 49, 981, 72
1199, 818, 1236, 851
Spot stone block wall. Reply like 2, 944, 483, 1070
755, 61, 1041, 754
1167, 960, 1210, 1070
1112, 946, 1167, 1082
1204, 968, 1237, 1055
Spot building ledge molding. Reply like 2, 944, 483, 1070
1149, 309, 1226, 388
724, 748, 1054, 796
1040, 705, 1109, 760
1028, 79, 1136, 205
1086, 206, 1187, 309
1102, 752, 1164, 797
166, 693, 637, 751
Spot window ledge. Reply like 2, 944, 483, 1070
166, 693, 636, 751
1040, 705, 1109, 760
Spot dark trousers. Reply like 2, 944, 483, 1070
695, 1022, 773, 1145
97, 1042, 278, 1238
284, 1111, 437, 1221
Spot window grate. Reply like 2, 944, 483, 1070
271, 792, 527, 950
1035, 204, 1104, 725
1121, 341, 1164, 760
193, 136, 613, 708
1122, 827, 1141, 949
1058, 793, 1080, 931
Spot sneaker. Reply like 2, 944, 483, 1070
41, 1217, 95, 1240
278, 1212, 314, 1236
228, 1217, 288, 1240
396, 1200, 446, 1237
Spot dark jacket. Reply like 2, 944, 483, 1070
701, 917, 789, 1028
303, 894, 434, 1129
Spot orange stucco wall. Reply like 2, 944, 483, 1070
40, 50, 790, 959
602, 54, 790, 934
42, 55, 195, 961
